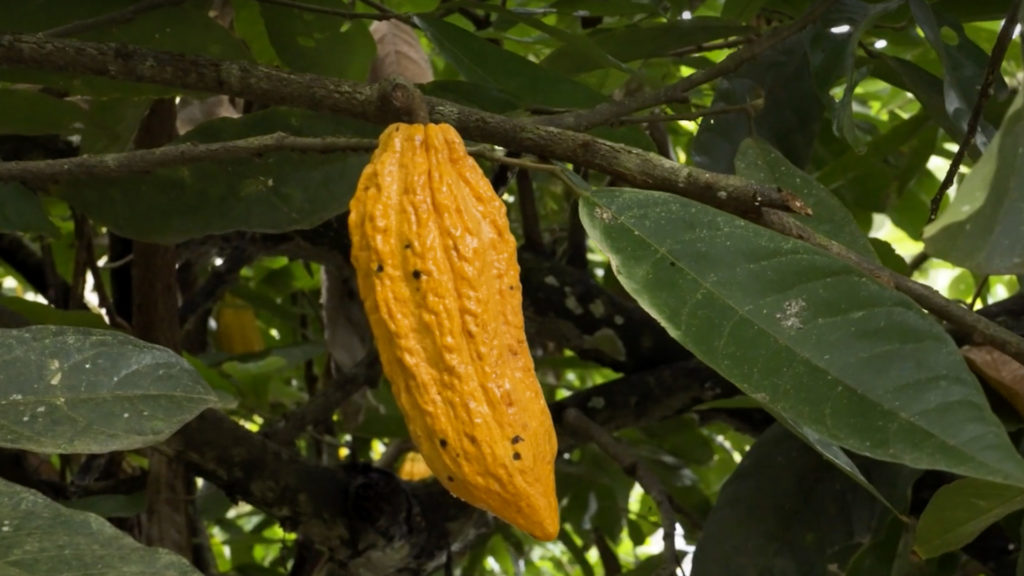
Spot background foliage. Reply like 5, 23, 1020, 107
2, 0, 1024, 575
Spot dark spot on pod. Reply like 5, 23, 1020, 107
511, 435, 523, 445
403, 243, 411, 250
439, 438, 448, 449
512, 452, 522, 461
508, 285, 514, 290
447, 475, 454, 482
412, 269, 422, 280
375, 264, 384, 273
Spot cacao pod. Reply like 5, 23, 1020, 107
214, 294, 265, 355
396, 450, 434, 482
348, 123, 559, 541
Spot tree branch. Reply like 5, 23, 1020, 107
562, 408, 680, 576
760, 209, 1024, 367
0, 34, 809, 218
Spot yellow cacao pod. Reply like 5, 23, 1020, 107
396, 450, 434, 482
349, 123, 559, 541
214, 294, 265, 355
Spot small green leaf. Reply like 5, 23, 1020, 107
0, 326, 218, 453
579, 187, 1024, 486
0, 478, 201, 576
925, 90, 1024, 274
414, 15, 605, 109
0, 183, 57, 236
915, 478, 1024, 559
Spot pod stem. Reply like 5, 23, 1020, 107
381, 77, 430, 124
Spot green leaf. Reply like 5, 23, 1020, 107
458, 0, 633, 76
0, 326, 218, 453
691, 425, 894, 576
691, 34, 822, 172
0, 89, 86, 135
579, 187, 1024, 486
825, 1, 903, 152
909, 0, 1003, 148
924, 90, 1024, 274
259, 2, 375, 80
0, 296, 108, 329
0, 479, 201, 575
414, 15, 605, 109
722, 0, 767, 22
541, 19, 748, 74
62, 493, 147, 519
915, 478, 1024, 559
60, 108, 373, 243
735, 138, 875, 261
0, 183, 57, 236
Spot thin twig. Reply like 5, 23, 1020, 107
667, 35, 757, 58
262, 352, 381, 446
516, 170, 546, 253
41, 0, 185, 37
760, 209, 1024, 367
611, 100, 764, 126
969, 275, 990, 309
562, 408, 681, 576
254, 0, 407, 23
538, 0, 836, 132
927, 0, 1021, 222
907, 251, 929, 273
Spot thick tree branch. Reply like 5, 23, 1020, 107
0, 34, 809, 218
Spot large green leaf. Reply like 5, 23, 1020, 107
691, 425, 905, 576
59, 108, 373, 243
0, 326, 218, 453
735, 139, 875, 260
579, 187, 1024, 486
915, 478, 1024, 559
414, 15, 605, 109
924, 90, 1024, 274
0, 478, 201, 576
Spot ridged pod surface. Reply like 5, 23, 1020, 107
348, 123, 559, 541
